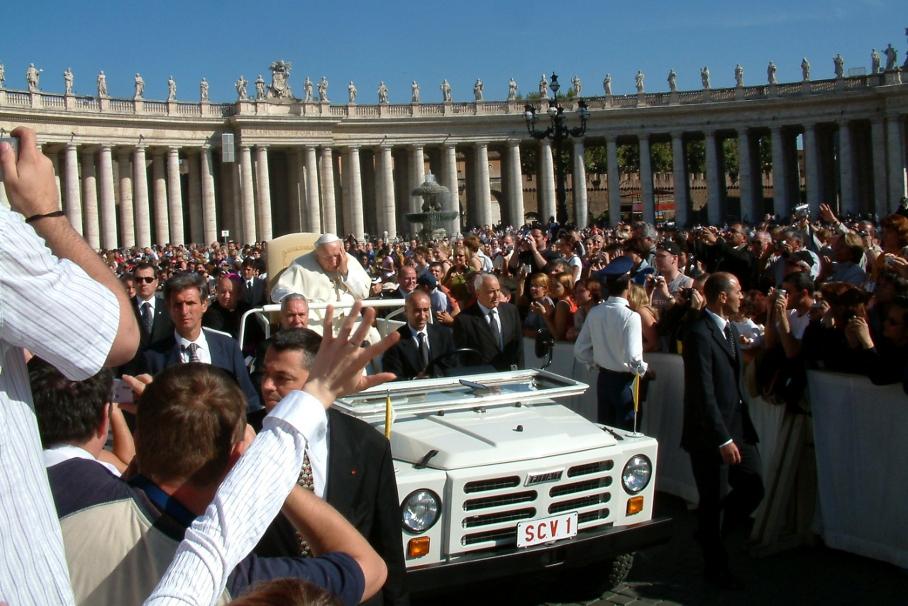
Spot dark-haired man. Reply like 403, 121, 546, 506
143, 273, 261, 411
241, 257, 268, 307
382, 290, 455, 380
682, 272, 763, 589
134, 261, 173, 347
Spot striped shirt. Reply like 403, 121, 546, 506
0, 205, 118, 606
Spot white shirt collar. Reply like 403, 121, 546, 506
477, 302, 498, 316
138, 295, 156, 311
176, 329, 211, 364
704, 307, 728, 333
43, 444, 121, 476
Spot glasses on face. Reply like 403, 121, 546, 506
136, 276, 156, 284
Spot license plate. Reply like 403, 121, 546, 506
516, 511, 578, 548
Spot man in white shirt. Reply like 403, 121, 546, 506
574, 257, 648, 430
649, 241, 693, 313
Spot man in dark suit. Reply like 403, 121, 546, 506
453, 272, 523, 371
682, 272, 763, 589
120, 262, 174, 375
382, 290, 455, 380
142, 273, 261, 412
254, 328, 408, 606
241, 257, 268, 307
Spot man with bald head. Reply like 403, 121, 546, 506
453, 273, 523, 371
382, 290, 455, 380
271, 233, 372, 323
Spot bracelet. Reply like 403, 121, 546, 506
25, 210, 66, 224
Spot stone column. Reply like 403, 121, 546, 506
376, 144, 397, 238
152, 151, 169, 244
441, 143, 460, 235
837, 121, 857, 216
803, 123, 822, 217
506, 141, 525, 229
606, 137, 621, 226
704, 130, 722, 226
473, 143, 492, 229
81, 149, 100, 249
871, 118, 889, 218
409, 144, 426, 214
239, 145, 257, 243
886, 115, 907, 212
133, 146, 151, 247
737, 129, 759, 224
343, 146, 365, 239
64, 143, 83, 235
770, 126, 791, 218
166, 147, 184, 245
319, 147, 337, 234
98, 145, 117, 250
572, 139, 588, 227
287, 148, 303, 234
46, 149, 63, 210
254, 146, 272, 241
303, 146, 321, 232
638, 134, 655, 225
200, 145, 218, 244
538, 139, 556, 223
117, 148, 135, 248
671, 132, 690, 227
187, 151, 203, 244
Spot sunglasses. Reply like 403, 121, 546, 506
136, 276, 157, 284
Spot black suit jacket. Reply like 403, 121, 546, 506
141, 328, 262, 412
253, 409, 408, 605
680, 311, 757, 452
121, 295, 174, 375
382, 324, 455, 380
453, 302, 523, 371
243, 277, 268, 307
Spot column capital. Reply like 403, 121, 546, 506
167, 145, 181, 153
255, 144, 269, 150
66, 141, 79, 151
99, 144, 113, 152
409, 143, 424, 151
375, 142, 393, 152
670, 130, 686, 140
473, 141, 488, 149
344, 144, 361, 152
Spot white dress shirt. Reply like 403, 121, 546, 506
176, 330, 213, 364
574, 296, 648, 375
138, 294, 157, 314
0, 205, 119, 606
43, 444, 121, 477
145, 390, 328, 606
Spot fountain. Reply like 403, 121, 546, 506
405, 172, 459, 240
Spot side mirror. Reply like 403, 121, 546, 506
535, 329, 555, 369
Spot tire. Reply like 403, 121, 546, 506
557, 552, 635, 600
603, 552, 635, 589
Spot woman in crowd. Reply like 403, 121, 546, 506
541, 271, 579, 341
521, 272, 554, 337
443, 246, 473, 307
627, 283, 660, 352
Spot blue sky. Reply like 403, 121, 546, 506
1, 1, 901, 104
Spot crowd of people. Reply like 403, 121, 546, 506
3, 122, 908, 604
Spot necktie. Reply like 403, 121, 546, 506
488, 309, 502, 350
723, 323, 737, 360
296, 451, 314, 556
417, 331, 429, 371
141, 302, 153, 335
183, 343, 201, 363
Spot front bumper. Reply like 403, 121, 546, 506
406, 515, 673, 594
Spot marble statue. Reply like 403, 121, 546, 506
871, 48, 881, 74
833, 53, 844, 78
473, 79, 484, 101
254, 74, 266, 100
603, 73, 612, 95
167, 75, 177, 101
235, 75, 248, 100
0, 63, 5, 88
26, 63, 41, 92
667, 69, 677, 92
304, 77, 313, 102
734, 64, 744, 87
700, 66, 710, 89
635, 70, 645, 93
63, 67, 73, 94
97, 71, 108, 98
767, 61, 778, 85
539, 73, 548, 96
440, 79, 452, 102
200, 77, 209, 101
507, 77, 518, 101
377, 81, 389, 104
801, 57, 811, 81
571, 74, 582, 96
411, 80, 420, 103
347, 80, 357, 103
134, 73, 145, 99
267, 60, 293, 98
884, 44, 897, 71
317, 76, 328, 102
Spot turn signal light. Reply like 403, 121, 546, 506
626, 496, 644, 516
407, 537, 430, 559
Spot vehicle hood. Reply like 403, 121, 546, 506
387, 402, 617, 469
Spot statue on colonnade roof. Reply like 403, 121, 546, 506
236, 75, 248, 100
767, 61, 778, 84
700, 66, 710, 89
26, 63, 42, 92
267, 60, 293, 98
801, 57, 811, 81
377, 81, 389, 104
884, 44, 897, 71
833, 54, 844, 78
304, 76, 313, 102
635, 70, 644, 93
571, 75, 582, 96
317, 76, 329, 102
871, 49, 881, 74
167, 75, 177, 100
735, 64, 744, 87
667, 69, 677, 92
255, 74, 266, 100
63, 67, 73, 95
411, 81, 420, 103
507, 77, 518, 101
440, 79, 452, 102
539, 73, 548, 96
200, 77, 209, 101
135, 73, 145, 99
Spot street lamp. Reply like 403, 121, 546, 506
524, 72, 589, 225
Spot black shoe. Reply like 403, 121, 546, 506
704, 569, 745, 590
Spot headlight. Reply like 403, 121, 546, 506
401, 489, 440, 534
621, 455, 652, 494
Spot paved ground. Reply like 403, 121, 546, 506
414, 493, 907, 606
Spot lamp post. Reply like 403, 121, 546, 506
524, 73, 589, 225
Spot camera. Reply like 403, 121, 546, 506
0, 136, 20, 181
